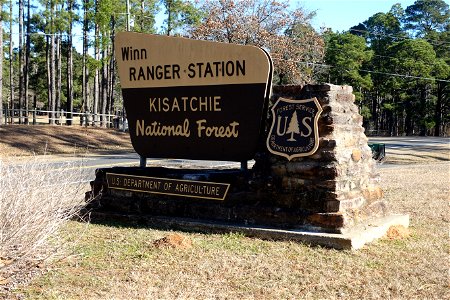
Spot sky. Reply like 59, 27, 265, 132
152, 0, 427, 35
297, 0, 421, 32
14, 0, 448, 54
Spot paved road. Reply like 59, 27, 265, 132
8, 153, 247, 183
64, 154, 248, 182
369, 136, 449, 152
7, 136, 447, 183
81, 136, 447, 170
4, 152, 251, 185
70, 136, 446, 180
77, 153, 246, 170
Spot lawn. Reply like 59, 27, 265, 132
14, 162, 450, 299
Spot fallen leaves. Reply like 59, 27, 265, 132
152, 233, 192, 250
386, 225, 410, 240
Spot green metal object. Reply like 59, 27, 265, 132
368, 143, 386, 161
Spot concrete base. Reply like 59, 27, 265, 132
87, 212, 409, 250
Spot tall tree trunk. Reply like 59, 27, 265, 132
18, 0, 24, 123
404, 102, 413, 135
419, 85, 427, 136
140, 0, 145, 31
82, 0, 90, 126
24, 0, 31, 124
109, 16, 116, 126
0, 2, 3, 126
166, 0, 172, 36
433, 82, 445, 136
50, 7, 56, 125
393, 95, 399, 136
66, 0, 74, 125
46, 34, 52, 124
93, 20, 100, 126
101, 47, 108, 127
371, 91, 379, 134
50, 33, 56, 125
9, 0, 14, 124
56, 34, 62, 123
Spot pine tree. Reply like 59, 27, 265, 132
286, 111, 300, 141
0, 0, 3, 125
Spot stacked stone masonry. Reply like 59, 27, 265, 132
254, 84, 388, 232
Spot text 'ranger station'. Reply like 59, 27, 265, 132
121, 47, 246, 81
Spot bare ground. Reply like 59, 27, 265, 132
0, 125, 132, 157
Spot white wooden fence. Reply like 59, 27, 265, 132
2, 108, 127, 130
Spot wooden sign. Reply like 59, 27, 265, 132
115, 32, 272, 161
266, 97, 322, 160
106, 173, 230, 201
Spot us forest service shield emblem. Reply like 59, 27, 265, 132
266, 97, 323, 160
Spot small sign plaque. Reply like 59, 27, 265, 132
106, 173, 230, 201
266, 97, 322, 160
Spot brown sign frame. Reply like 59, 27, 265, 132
115, 32, 273, 162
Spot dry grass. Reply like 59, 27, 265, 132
383, 148, 449, 164
1, 126, 448, 299
0, 157, 90, 296
10, 161, 449, 299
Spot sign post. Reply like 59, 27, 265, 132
86, 34, 408, 250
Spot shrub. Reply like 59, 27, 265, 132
0, 156, 89, 277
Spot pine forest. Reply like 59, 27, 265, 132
0, 0, 448, 136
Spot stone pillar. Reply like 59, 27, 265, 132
253, 84, 388, 233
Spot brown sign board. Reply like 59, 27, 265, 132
266, 97, 322, 160
115, 32, 272, 161
106, 173, 230, 201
